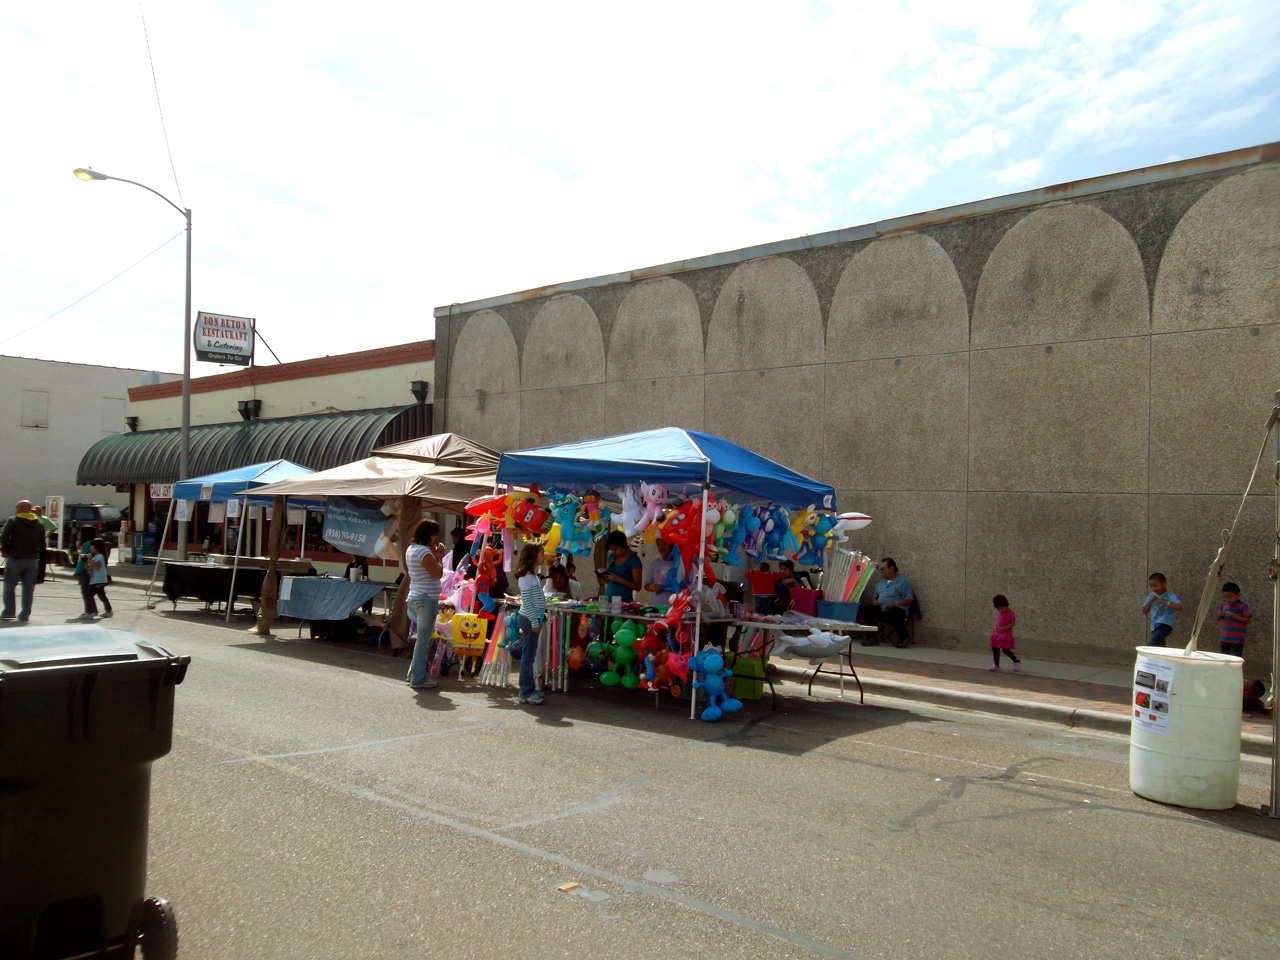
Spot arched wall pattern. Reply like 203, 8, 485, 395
605, 277, 705, 435
1149, 165, 1280, 495
704, 257, 825, 479
826, 232, 969, 362
972, 202, 1149, 348
1152, 166, 1280, 334
447, 309, 521, 453
519, 295, 607, 448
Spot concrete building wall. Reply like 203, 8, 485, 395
434, 146, 1280, 674
0, 356, 179, 512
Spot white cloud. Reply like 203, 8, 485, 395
0, 0, 1277, 372
996, 158, 1046, 186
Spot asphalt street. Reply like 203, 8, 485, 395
9, 577, 1280, 959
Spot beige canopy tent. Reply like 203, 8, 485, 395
247, 432, 500, 511
243, 433, 500, 642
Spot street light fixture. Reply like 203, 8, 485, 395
73, 166, 193, 560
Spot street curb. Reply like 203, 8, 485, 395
774, 663, 1274, 759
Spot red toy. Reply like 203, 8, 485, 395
658, 500, 717, 583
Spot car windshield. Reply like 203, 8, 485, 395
100, 507, 122, 523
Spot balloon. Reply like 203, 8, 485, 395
568, 646, 585, 670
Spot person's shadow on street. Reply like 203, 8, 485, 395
412, 690, 458, 712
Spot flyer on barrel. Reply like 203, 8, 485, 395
1133, 655, 1175, 734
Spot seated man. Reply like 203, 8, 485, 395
859, 557, 914, 647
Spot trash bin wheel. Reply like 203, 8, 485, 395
137, 896, 178, 960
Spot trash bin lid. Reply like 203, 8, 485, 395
0, 625, 181, 674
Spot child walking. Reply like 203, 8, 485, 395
74, 526, 97, 621
989, 594, 1020, 671
1142, 572, 1182, 646
87, 538, 112, 619
1215, 581, 1252, 658
515, 543, 546, 706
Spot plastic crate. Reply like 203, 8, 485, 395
816, 600, 861, 623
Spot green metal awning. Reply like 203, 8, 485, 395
78, 405, 431, 487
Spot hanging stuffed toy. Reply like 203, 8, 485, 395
796, 511, 838, 565
473, 545, 502, 614
549, 495, 592, 556
640, 482, 667, 530
619, 484, 647, 538
505, 484, 551, 536
741, 505, 768, 558
688, 648, 743, 722
658, 499, 704, 580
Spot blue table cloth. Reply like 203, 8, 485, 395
277, 577, 384, 621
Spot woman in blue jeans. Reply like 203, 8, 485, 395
404, 519, 444, 690
513, 542, 546, 705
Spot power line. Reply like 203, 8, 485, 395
138, 1, 184, 209
0, 231, 185, 346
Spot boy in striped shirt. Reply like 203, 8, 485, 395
1215, 582, 1252, 657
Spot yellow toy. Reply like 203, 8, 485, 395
451, 612, 489, 678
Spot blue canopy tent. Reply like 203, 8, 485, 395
496, 429, 836, 719
495, 428, 835, 510
172, 459, 316, 504
146, 460, 317, 615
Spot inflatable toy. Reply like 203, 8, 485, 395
600, 620, 641, 689
549, 495, 592, 556
771, 628, 851, 664
831, 512, 872, 543
688, 648, 743, 722
619, 484, 646, 538
640, 481, 667, 529
451, 613, 488, 658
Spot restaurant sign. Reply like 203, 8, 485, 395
195, 311, 255, 366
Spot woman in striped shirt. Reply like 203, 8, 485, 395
515, 542, 546, 705
405, 520, 444, 690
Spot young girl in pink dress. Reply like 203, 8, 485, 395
989, 595, 1021, 672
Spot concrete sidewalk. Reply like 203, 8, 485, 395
103, 560, 1276, 757
777, 641, 1275, 757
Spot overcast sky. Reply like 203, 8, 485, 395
1, 0, 1277, 375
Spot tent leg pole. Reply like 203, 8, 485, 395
144, 499, 176, 608
690, 483, 710, 721
1267, 393, 1280, 818
226, 497, 247, 622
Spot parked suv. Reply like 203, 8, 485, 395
56, 503, 125, 546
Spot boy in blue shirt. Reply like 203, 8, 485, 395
1142, 572, 1181, 646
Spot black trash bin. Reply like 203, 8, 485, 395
0, 625, 190, 960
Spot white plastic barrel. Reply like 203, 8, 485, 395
1129, 646, 1243, 809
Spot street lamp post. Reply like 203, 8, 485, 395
74, 167, 192, 560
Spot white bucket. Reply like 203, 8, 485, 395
1129, 646, 1243, 810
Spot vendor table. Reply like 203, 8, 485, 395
161, 561, 274, 612
526, 604, 875, 710
277, 577, 384, 622
735, 614, 877, 706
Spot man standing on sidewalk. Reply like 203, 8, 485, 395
2, 499, 48, 623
